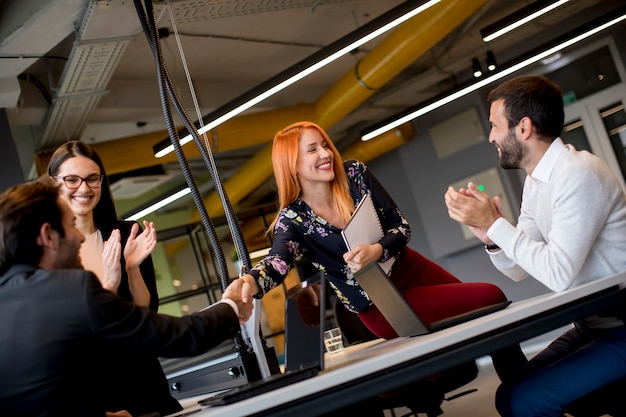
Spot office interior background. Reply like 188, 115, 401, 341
1, 0, 626, 358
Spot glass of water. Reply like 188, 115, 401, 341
323, 327, 344, 354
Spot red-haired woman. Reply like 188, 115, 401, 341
225, 121, 525, 378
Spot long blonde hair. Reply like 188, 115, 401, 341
269, 121, 354, 234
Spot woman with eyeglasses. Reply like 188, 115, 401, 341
48, 141, 156, 307
47, 141, 183, 416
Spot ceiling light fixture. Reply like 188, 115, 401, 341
361, 7, 626, 141
486, 50, 497, 71
153, 0, 442, 158
480, 0, 570, 42
123, 187, 191, 221
472, 58, 483, 78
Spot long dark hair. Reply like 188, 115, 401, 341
47, 141, 118, 231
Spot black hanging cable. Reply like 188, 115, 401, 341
134, 0, 251, 278
131, 2, 227, 287
132, 0, 253, 356
160, 61, 252, 277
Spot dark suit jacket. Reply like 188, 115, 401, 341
0, 264, 240, 417
98, 220, 179, 414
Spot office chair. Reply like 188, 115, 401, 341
333, 298, 478, 417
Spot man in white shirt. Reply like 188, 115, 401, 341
445, 75, 626, 417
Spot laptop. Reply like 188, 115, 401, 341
283, 268, 326, 372
353, 261, 511, 337
198, 261, 326, 407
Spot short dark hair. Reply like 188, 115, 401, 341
0, 178, 63, 274
47, 141, 118, 230
488, 75, 564, 141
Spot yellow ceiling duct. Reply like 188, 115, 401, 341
341, 123, 414, 163
195, 122, 413, 221
314, 0, 489, 127
194, 0, 487, 219
34, 0, 487, 223
228, 122, 414, 246
34, 0, 486, 173
33, 102, 316, 176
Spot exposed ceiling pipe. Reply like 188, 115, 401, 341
35, 0, 488, 223
34, 101, 317, 175
39, 1, 142, 147
34, 0, 488, 175
313, 0, 490, 127
194, 0, 488, 219
0, 0, 88, 107
194, 122, 413, 222
228, 123, 414, 247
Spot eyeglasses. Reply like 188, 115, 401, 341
54, 175, 104, 189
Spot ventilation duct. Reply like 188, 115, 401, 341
40, 0, 140, 147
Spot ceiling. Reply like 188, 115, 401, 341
0, 0, 622, 224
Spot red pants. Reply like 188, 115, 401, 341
358, 247, 507, 339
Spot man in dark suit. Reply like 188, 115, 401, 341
0, 179, 253, 416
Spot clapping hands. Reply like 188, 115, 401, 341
444, 182, 504, 243
124, 221, 157, 269
101, 229, 122, 293
99, 221, 157, 295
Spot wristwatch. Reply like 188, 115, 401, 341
484, 243, 500, 251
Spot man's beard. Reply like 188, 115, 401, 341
56, 240, 84, 270
499, 128, 524, 170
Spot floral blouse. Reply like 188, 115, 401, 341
249, 160, 411, 312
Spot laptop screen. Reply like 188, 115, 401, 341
353, 261, 511, 337
354, 262, 429, 337
284, 265, 326, 372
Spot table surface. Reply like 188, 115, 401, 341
170, 272, 626, 417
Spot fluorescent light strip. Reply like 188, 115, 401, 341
362, 12, 626, 141
124, 187, 191, 221
483, 0, 570, 42
154, 0, 441, 158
